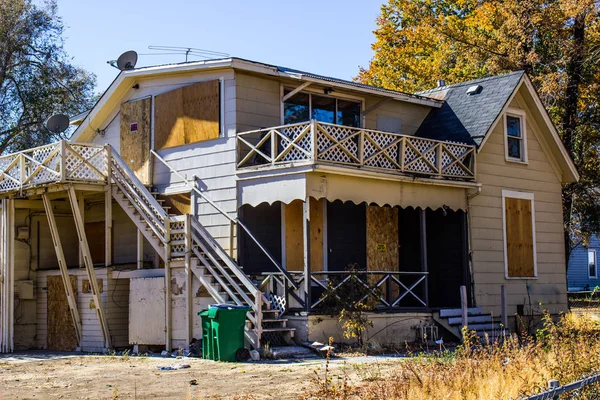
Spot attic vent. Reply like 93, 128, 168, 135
466, 85, 483, 96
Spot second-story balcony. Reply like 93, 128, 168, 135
236, 120, 476, 181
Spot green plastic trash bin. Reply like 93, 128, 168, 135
199, 309, 214, 360
198, 304, 251, 362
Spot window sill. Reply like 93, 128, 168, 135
505, 157, 528, 165
505, 276, 538, 280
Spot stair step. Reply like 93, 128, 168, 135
448, 315, 493, 325
468, 322, 502, 331
261, 327, 296, 333
262, 318, 288, 323
439, 308, 484, 318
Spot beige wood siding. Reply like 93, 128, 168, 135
470, 87, 567, 316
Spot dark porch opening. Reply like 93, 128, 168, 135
238, 199, 469, 313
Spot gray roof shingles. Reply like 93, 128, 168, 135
414, 71, 525, 146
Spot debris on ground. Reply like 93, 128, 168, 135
156, 363, 191, 371
189, 379, 197, 385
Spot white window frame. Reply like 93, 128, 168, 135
501, 190, 537, 279
504, 108, 528, 164
280, 84, 365, 127
589, 249, 597, 279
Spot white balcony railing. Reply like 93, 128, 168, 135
0, 141, 109, 194
237, 120, 476, 180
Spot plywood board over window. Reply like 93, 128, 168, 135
284, 198, 324, 272
366, 205, 399, 272
120, 97, 152, 184
154, 80, 221, 150
502, 191, 536, 278
47, 275, 78, 351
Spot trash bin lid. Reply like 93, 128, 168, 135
209, 304, 251, 310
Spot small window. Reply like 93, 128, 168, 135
589, 250, 597, 279
502, 190, 537, 278
504, 110, 527, 163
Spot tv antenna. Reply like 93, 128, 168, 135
107, 50, 138, 70
45, 114, 70, 134
144, 46, 229, 62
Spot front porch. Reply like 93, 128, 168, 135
237, 199, 471, 315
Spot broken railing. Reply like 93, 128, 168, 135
250, 270, 429, 314
0, 141, 109, 194
236, 120, 476, 180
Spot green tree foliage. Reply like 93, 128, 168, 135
0, 0, 95, 153
359, 0, 600, 262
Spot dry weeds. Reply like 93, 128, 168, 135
303, 313, 600, 399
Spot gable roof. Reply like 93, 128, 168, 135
415, 71, 578, 183
414, 71, 525, 146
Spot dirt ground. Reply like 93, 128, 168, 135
0, 352, 401, 399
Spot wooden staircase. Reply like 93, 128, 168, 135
109, 151, 295, 349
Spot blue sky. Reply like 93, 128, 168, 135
57, 0, 383, 92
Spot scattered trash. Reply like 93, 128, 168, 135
189, 379, 197, 386
156, 363, 191, 371
249, 350, 260, 361
160, 350, 169, 356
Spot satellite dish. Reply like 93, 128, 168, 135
116, 50, 138, 70
45, 114, 70, 134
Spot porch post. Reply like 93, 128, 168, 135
136, 230, 144, 269
419, 209, 429, 307
105, 145, 112, 268
0, 198, 14, 353
105, 187, 113, 267
303, 197, 311, 312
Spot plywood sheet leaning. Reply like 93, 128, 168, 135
285, 200, 304, 272
129, 277, 166, 345
285, 199, 324, 272
505, 197, 534, 277
366, 205, 399, 293
47, 275, 78, 351
120, 97, 152, 185
309, 198, 324, 272
154, 80, 220, 150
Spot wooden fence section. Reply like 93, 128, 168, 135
237, 120, 476, 180
0, 141, 109, 194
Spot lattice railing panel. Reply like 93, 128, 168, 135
238, 121, 476, 180
317, 124, 359, 164
0, 141, 112, 194
278, 125, 312, 162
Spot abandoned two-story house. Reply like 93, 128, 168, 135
0, 57, 578, 353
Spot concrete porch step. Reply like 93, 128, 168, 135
439, 307, 484, 318
447, 314, 493, 325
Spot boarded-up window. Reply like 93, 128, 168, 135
154, 80, 221, 150
120, 97, 152, 184
503, 192, 536, 278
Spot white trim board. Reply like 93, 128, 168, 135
501, 189, 538, 280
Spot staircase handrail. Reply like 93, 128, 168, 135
151, 149, 299, 290
110, 148, 169, 240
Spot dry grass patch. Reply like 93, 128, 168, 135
304, 313, 600, 399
